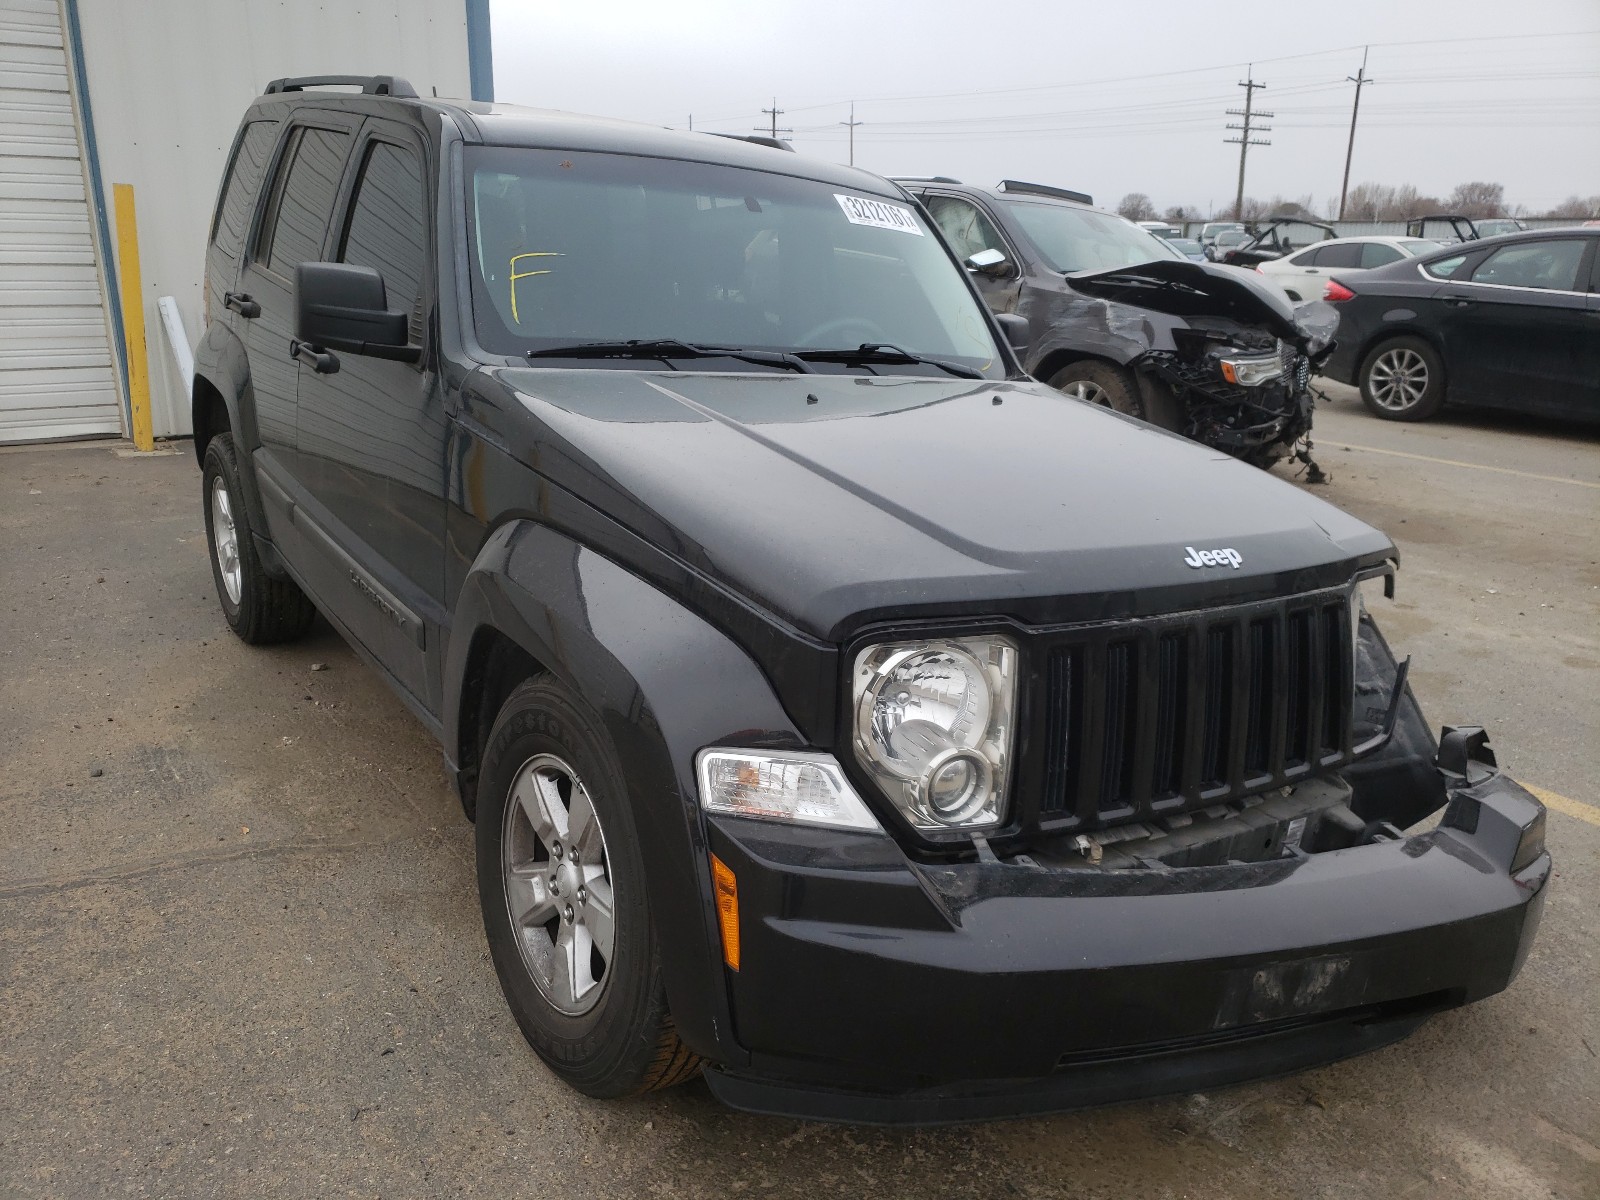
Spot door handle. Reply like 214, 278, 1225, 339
1444, 295, 1473, 309
289, 339, 339, 375
223, 291, 260, 318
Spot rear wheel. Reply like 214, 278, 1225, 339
1359, 336, 1445, 421
1047, 360, 1183, 431
202, 433, 316, 644
476, 676, 701, 1097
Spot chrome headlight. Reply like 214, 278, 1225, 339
851, 636, 1017, 831
1218, 352, 1285, 387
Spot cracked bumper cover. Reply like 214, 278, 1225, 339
700, 764, 1549, 1125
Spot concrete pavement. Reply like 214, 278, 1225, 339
2, 388, 1596, 1199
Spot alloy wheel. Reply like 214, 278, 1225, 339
209, 476, 242, 605
1059, 380, 1111, 406
1368, 347, 1430, 412
501, 753, 616, 1015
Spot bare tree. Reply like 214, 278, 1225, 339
1544, 194, 1600, 219
1116, 193, 1157, 221
1238, 196, 1272, 221
1162, 204, 1191, 222
1341, 182, 1444, 221
1447, 181, 1505, 218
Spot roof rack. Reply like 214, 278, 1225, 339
263, 75, 419, 98
707, 133, 795, 152
997, 179, 1093, 206
890, 176, 963, 184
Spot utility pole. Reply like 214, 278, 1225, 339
756, 98, 792, 141
1337, 47, 1375, 221
840, 101, 864, 166
1224, 69, 1272, 222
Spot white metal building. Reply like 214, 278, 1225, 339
0, 0, 491, 444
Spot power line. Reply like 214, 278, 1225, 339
839, 101, 863, 166
1338, 47, 1375, 220
756, 98, 792, 141
668, 29, 1599, 127
1225, 68, 1271, 221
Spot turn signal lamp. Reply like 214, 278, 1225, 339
1324, 279, 1356, 302
710, 853, 740, 971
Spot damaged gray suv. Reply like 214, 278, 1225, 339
897, 178, 1337, 470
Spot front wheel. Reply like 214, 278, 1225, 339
476, 676, 701, 1097
1047, 360, 1183, 431
1359, 336, 1446, 421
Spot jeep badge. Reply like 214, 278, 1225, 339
1183, 545, 1243, 569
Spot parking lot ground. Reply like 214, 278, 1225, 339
2, 390, 1597, 1200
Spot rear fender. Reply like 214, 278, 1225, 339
193, 321, 280, 572
445, 519, 806, 1064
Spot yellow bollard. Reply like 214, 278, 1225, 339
112, 183, 154, 452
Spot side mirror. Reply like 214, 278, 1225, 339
295, 262, 418, 362
994, 312, 1029, 354
965, 247, 1011, 277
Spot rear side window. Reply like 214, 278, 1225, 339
1423, 254, 1468, 279
339, 141, 428, 323
1469, 239, 1585, 291
1359, 243, 1403, 268
211, 120, 279, 258
1313, 244, 1362, 268
261, 127, 351, 273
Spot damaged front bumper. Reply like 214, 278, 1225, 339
1138, 347, 1315, 453
700, 746, 1548, 1125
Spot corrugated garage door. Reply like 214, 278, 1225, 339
0, 0, 122, 443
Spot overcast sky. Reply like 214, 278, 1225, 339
489, 0, 1600, 217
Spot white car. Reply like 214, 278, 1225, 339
1255, 235, 1442, 301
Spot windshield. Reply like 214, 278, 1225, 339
463, 147, 1003, 377
1001, 199, 1184, 273
1165, 238, 1203, 254
1401, 239, 1443, 255
1215, 230, 1249, 248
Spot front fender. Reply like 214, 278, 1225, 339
445, 519, 807, 1064
1020, 287, 1159, 379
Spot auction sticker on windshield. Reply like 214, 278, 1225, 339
835, 194, 924, 235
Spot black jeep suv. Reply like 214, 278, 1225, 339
894, 179, 1338, 467
194, 76, 1548, 1124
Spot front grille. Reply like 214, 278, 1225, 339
1280, 343, 1311, 393
1030, 589, 1353, 833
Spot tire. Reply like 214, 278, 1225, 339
476, 676, 701, 1097
1359, 336, 1446, 421
202, 433, 316, 644
1047, 360, 1184, 431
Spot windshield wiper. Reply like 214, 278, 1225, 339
526, 339, 811, 373
791, 343, 983, 379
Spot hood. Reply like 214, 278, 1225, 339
1065, 259, 1336, 349
471, 368, 1393, 638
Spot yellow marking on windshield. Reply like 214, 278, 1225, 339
509, 252, 563, 324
